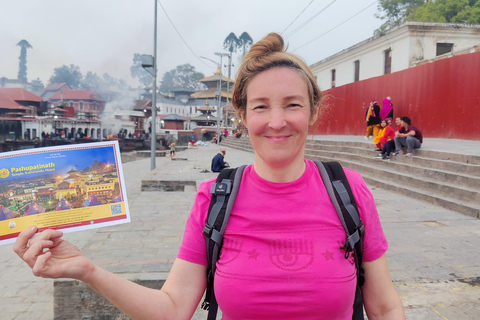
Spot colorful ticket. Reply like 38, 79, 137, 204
0, 141, 130, 245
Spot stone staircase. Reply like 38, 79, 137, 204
221, 136, 480, 219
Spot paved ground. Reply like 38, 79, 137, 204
1, 137, 479, 319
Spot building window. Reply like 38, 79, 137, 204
93, 103, 96, 111
331, 69, 336, 88
384, 48, 392, 75
354, 60, 360, 82
70, 102, 74, 108
80, 102, 84, 110
436, 43, 453, 56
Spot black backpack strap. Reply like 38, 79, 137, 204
201, 165, 246, 320
314, 160, 365, 320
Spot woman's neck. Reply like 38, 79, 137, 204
253, 155, 306, 183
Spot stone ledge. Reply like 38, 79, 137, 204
54, 278, 166, 320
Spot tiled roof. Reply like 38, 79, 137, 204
161, 113, 186, 121
0, 88, 43, 102
42, 83, 70, 91
49, 90, 104, 101
191, 88, 232, 99
133, 100, 152, 111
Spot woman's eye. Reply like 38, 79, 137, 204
253, 105, 266, 110
288, 104, 301, 108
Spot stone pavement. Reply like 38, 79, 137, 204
1, 139, 479, 319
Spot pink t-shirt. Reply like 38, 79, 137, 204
178, 160, 388, 319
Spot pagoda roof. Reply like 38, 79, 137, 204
190, 114, 218, 121
191, 88, 232, 99
50, 90, 104, 101
196, 99, 216, 112
198, 68, 234, 84
162, 113, 186, 121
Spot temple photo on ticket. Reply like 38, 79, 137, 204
0, 141, 130, 245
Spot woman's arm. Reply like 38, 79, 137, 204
362, 254, 405, 320
14, 227, 207, 320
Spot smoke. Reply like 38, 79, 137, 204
100, 89, 139, 137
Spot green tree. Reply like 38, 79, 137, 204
158, 64, 205, 93
238, 32, 253, 58
130, 53, 153, 87
375, 0, 426, 34
82, 71, 103, 89
49, 64, 83, 89
16, 40, 32, 83
407, 0, 480, 23
223, 32, 239, 53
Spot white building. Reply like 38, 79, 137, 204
310, 21, 480, 90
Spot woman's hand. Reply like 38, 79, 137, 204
13, 226, 95, 281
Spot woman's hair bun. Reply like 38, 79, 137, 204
248, 32, 285, 57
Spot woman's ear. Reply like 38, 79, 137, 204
240, 112, 247, 128
309, 107, 319, 126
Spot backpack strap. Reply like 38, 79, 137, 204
314, 160, 365, 320
201, 165, 246, 320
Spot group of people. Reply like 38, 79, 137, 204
372, 116, 423, 160
13, 32, 405, 319
364, 97, 394, 140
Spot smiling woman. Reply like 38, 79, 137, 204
13, 32, 405, 320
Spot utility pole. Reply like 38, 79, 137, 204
151, 0, 158, 170
214, 52, 231, 144
214, 53, 223, 145
225, 52, 232, 127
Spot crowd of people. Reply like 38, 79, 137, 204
365, 98, 423, 160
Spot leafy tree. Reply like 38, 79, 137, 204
223, 32, 239, 53
130, 53, 153, 87
238, 32, 253, 58
49, 64, 83, 89
407, 0, 480, 23
82, 71, 103, 89
375, 0, 425, 34
158, 64, 205, 93
17, 40, 32, 83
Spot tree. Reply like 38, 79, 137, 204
130, 53, 153, 87
407, 0, 480, 24
158, 64, 205, 93
375, 0, 425, 34
82, 71, 103, 89
238, 32, 253, 58
17, 40, 32, 83
49, 64, 83, 89
223, 32, 239, 53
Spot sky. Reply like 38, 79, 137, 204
0, 0, 384, 88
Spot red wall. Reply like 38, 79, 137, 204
311, 50, 480, 140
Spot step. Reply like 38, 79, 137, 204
305, 148, 480, 189
308, 140, 480, 165
222, 137, 480, 218
305, 154, 480, 219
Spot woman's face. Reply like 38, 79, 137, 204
243, 67, 316, 170
381, 120, 387, 128
395, 117, 401, 126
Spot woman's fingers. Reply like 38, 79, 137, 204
13, 226, 37, 259
32, 251, 52, 277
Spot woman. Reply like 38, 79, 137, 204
375, 117, 402, 161
373, 119, 395, 151
14, 33, 405, 319
380, 97, 394, 125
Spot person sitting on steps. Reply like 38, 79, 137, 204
394, 116, 423, 157
375, 117, 402, 161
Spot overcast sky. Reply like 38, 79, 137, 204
1, 0, 383, 88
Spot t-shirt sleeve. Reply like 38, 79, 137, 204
177, 178, 215, 266
344, 169, 388, 262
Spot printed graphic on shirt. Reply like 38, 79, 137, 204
269, 238, 314, 271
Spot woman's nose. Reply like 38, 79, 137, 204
268, 108, 287, 130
